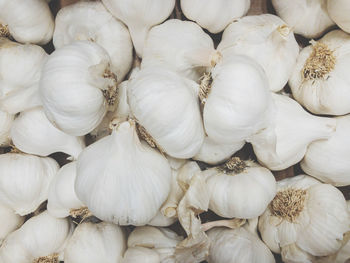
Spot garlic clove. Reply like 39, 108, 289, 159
122, 247, 160, 263
327, 0, 350, 34
0, 109, 13, 147
0, 203, 24, 245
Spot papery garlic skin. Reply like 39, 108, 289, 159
271, 0, 334, 38
75, 121, 172, 226
181, 0, 250, 34
218, 14, 299, 92
0, 203, 24, 244
327, 0, 350, 34
0, 211, 73, 263
54, 1, 133, 82
0, 110, 13, 147
64, 222, 126, 263
0, 38, 47, 114
101, 0, 175, 57
148, 211, 177, 227
0, 153, 59, 216
128, 67, 204, 159
0, 0, 54, 44
11, 107, 85, 159
40, 41, 117, 136
290, 30, 350, 115
123, 247, 160, 263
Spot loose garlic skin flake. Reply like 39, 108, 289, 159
327, 0, 350, 34
0, 110, 13, 147
0, 203, 24, 244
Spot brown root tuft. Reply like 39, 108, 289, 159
136, 122, 164, 153
33, 253, 59, 263
70, 207, 92, 221
102, 69, 118, 107
218, 157, 247, 174
0, 24, 10, 37
199, 72, 213, 105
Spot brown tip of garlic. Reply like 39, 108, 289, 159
70, 206, 92, 221
33, 253, 59, 263
218, 157, 247, 174
210, 51, 222, 67
277, 25, 291, 38
199, 72, 213, 105
0, 24, 10, 38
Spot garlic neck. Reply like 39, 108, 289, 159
267, 25, 292, 44
217, 157, 247, 174
0, 24, 9, 37
33, 253, 59, 263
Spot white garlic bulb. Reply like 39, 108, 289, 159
123, 247, 160, 263
203, 158, 276, 219
259, 175, 350, 262
128, 67, 204, 159
101, 0, 175, 57
0, 38, 47, 114
180, 0, 250, 34
0, 0, 54, 44
327, 0, 350, 34
0, 211, 73, 263
75, 121, 172, 226
271, 0, 335, 38
301, 114, 350, 186
54, 1, 133, 82
64, 222, 126, 263
0, 109, 13, 147
290, 30, 350, 116
251, 93, 336, 171
10, 107, 85, 159
0, 203, 24, 244
218, 14, 299, 92
0, 153, 59, 216
40, 41, 118, 136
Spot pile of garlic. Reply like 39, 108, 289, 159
0, 0, 350, 262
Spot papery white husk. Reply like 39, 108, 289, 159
271, 0, 335, 38
0, 203, 24, 244
258, 175, 350, 262
11, 107, 85, 159
301, 114, 350, 186
180, 0, 250, 34
218, 14, 299, 92
128, 67, 204, 159
0, 211, 73, 263
250, 93, 336, 171
0, 153, 59, 216
40, 41, 117, 136
75, 121, 172, 226
0, 0, 54, 44
148, 211, 177, 227
0, 109, 13, 147
101, 0, 175, 57
64, 222, 126, 263
122, 247, 161, 263
203, 54, 274, 145
0, 38, 47, 114
290, 30, 350, 116
327, 0, 350, 34
141, 19, 216, 81
53, 1, 133, 82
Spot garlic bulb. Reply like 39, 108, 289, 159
141, 19, 216, 81
203, 54, 274, 145
251, 93, 336, 171
10, 107, 85, 159
0, 38, 47, 114
0, 153, 59, 216
0, 0, 54, 44
290, 30, 350, 115
75, 121, 172, 226
123, 247, 160, 263
64, 222, 126, 263
271, 0, 335, 38
0, 109, 13, 147
203, 157, 276, 219
101, 0, 175, 57
180, 0, 250, 34
0, 211, 73, 263
327, 0, 350, 34
0, 203, 24, 244
54, 1, 133, 82
128, 67, 204, 159
217, 14, 299, 92
40, 41, 118, 136
259, 175, 350, 262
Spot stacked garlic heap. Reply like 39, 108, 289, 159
0, 0, 350, 263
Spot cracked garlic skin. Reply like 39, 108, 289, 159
259, 175, 350, 263
0, 203, 24, 245
0, 110, 13, 147
218, 14, 299, 92
64, 222, 126, 263
0, 0, 54, 44
327, 0, 350, 34
0, 211, 73, 263
40, 41, 118, 136
101, 0, 175, 57
54, 1, 133, 82
181, 0, 250, 34
75, 121, 172, 226
290, 30, 350, 116
0, 153, 59, 216
272, 0, 335, 38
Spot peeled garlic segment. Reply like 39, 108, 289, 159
0, 203, 24, 245
0, 153, 59, 216
64, 222, 126, 263
54, 1, 133, 82
180, 0, 250, 34
327, 0, 350, 34
290, 30, 350, 115
101, 0, 175, 57
218, 14, 299, 92
75, 121, 172, 226
0, 109, 13, 147
271, 0, 335, 38
11, 107, 85, 159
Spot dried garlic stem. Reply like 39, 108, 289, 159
33, 253, 59, 263
70, 206, 92, 221
199, 72, 213, 105
218, 157, 247, 174
201, 218, 246, 232
0, 24, 10, 37
102, 68, 118, 107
